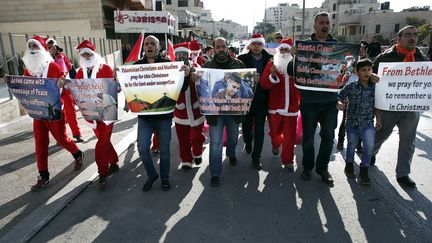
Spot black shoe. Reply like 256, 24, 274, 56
301, 168, 312, 180
317, 170, 334, 185
359, 167, 370, 186
344, 163, 355, 178
194, 157, 202, 165
31, 176, 49, 192
229, 156, 237, 166
142, 175, 159, 192
252, 160, 262, 170
397, 176, 416, 188
336, 141, 344, 150
73, 135, 84, 143
161, 180, 171, 191
181, 165, 192, 171
210, 176, 220, 187
272, 147, 279, 156
245, 142, 252, 154
98, 175, 107, 189
370, 156, 376, 166
109, 163, 120, 176
73, 151, 84, 171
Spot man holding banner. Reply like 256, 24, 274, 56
74, 40, 119, 189
21, 36, 84, 191
371, 26, 430, 188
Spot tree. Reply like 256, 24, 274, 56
253, 22, 276, 35
406, 17, 427, 27
219, 28, 229, 39
405, 17, 431, 44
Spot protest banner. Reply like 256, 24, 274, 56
294, 41, 360, 92
66, 78, 118, 121
6, 75, 61, 120
116, 62, 185, 115
265, 43, 280, 55
195, 68, 256, 115
375, 62, 432, 112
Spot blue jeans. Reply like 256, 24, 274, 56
137, 117, 172, 181
209, 116, 239, 177
300, 102, 338, 172
346, 124, 375, 167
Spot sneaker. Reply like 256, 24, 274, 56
396, 176, 416, 188
31, 176, 49, 192
252, 160, 262, 170
210, 176, 220, 187
272, 147, 279, 156
108, 163, 119, 175
336, 141, 344, 150
370, 156, 376, 166
142, 175, 159, 192
98, 175, 107, 189
282, 163, 294, 172
244, 142, 252, 154
73, 135, 84, 143
229, 156, 237, 166
194, 157, 203, 165
359, 167, 370, 186
161, 180, 171, 191
317, 170, 334, 185
74, 151, 84, 170
344, 163, 355, 178
301, 168, 312, 180
181, 165, 192, 171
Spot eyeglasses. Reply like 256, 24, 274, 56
251, 42, 263, 46
275, 36, 283, 39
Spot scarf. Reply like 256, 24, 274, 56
396, 44, 416, 62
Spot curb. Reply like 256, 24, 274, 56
0, 115, 32, 136
0, 127, 137, 243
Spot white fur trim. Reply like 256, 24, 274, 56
46, 38, 57, 45
268, 110, 299, 116
269, 74, 280, 84
174, 47, 191, 54
192, 101, 200, 109
181, 162, 193, 167
79, 48, 95, 55
175, 103, 186, 110
190, 50, 201, 54
192, 154, 202, 158
250, 37, 265, 45
27, 39, 46, 51
173, 116, 205, 127
279, 43, 291, 49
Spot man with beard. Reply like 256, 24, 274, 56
261, 38, 299, 172
134, 35, 190, 191
20, 36, 84, 191
370, 26, 429, 188
74, 40, 119, 189
46, 39, 83, 143
172, 42, 206, 171
238, 33, 273, 170
201, 37, 246, 187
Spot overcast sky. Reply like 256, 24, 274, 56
201, 0, 431, 31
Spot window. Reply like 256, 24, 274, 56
296, 25, 301, 32
332, 14, 335, 19
333, 3, 336, 11
362, 25, 365, 34
375, 24, 380, 33
178, 0, 188, 7
166, 0, 171, 5
394, 23, 400, 33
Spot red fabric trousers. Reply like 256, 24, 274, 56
268, 114, 297, 165
34, 118, 79, 172
93, 121, 118, 176
175, 123, 205, 163
61, 89, 81, 137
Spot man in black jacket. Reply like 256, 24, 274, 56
370, 26, 429, 188
201, 37, 246, 187
238, 33, 273, 170
134, 35, 190, 192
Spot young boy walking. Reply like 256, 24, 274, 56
337, 59, 382, 185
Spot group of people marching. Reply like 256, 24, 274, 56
19, 12, 427, 192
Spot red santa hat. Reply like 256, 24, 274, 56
27, 35, 48, 51
279, 38, 294, 49
188, 40, 201, 54
250, 33, 265, 45
174, 42, 191, 55
45, 38, 57, 46
76, 39, 96, 55
345, 54, 354, 61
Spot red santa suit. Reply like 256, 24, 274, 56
173, 42, 205, 168
75, 40, 119, 177
261, 39, 299, 165
188, 40, 205, 66
23, 36, 81, 177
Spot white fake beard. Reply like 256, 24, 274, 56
273, 52, 292, 74
22, 49, 52, 76
191, 53, 198, 62
80, 55, 97, 69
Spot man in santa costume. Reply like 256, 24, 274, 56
46, 38, 83, 143
21, 35, 84, 191
261, 38, 300, 172
189, 40, 205, 66
172, 42, 206, 170
74, 40, 119, 189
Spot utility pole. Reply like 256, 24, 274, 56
263, 0, 267, 35
301, 0, 305, 39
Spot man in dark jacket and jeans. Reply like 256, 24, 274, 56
238, 33, 273, 170
370, 26, 429, 188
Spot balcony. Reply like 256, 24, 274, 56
338, 14, 360, 24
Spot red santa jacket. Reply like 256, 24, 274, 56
75, 64, 113, 79
173, 75, 205, 127
24, 61, 63, 79
261, 60, 300, 116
